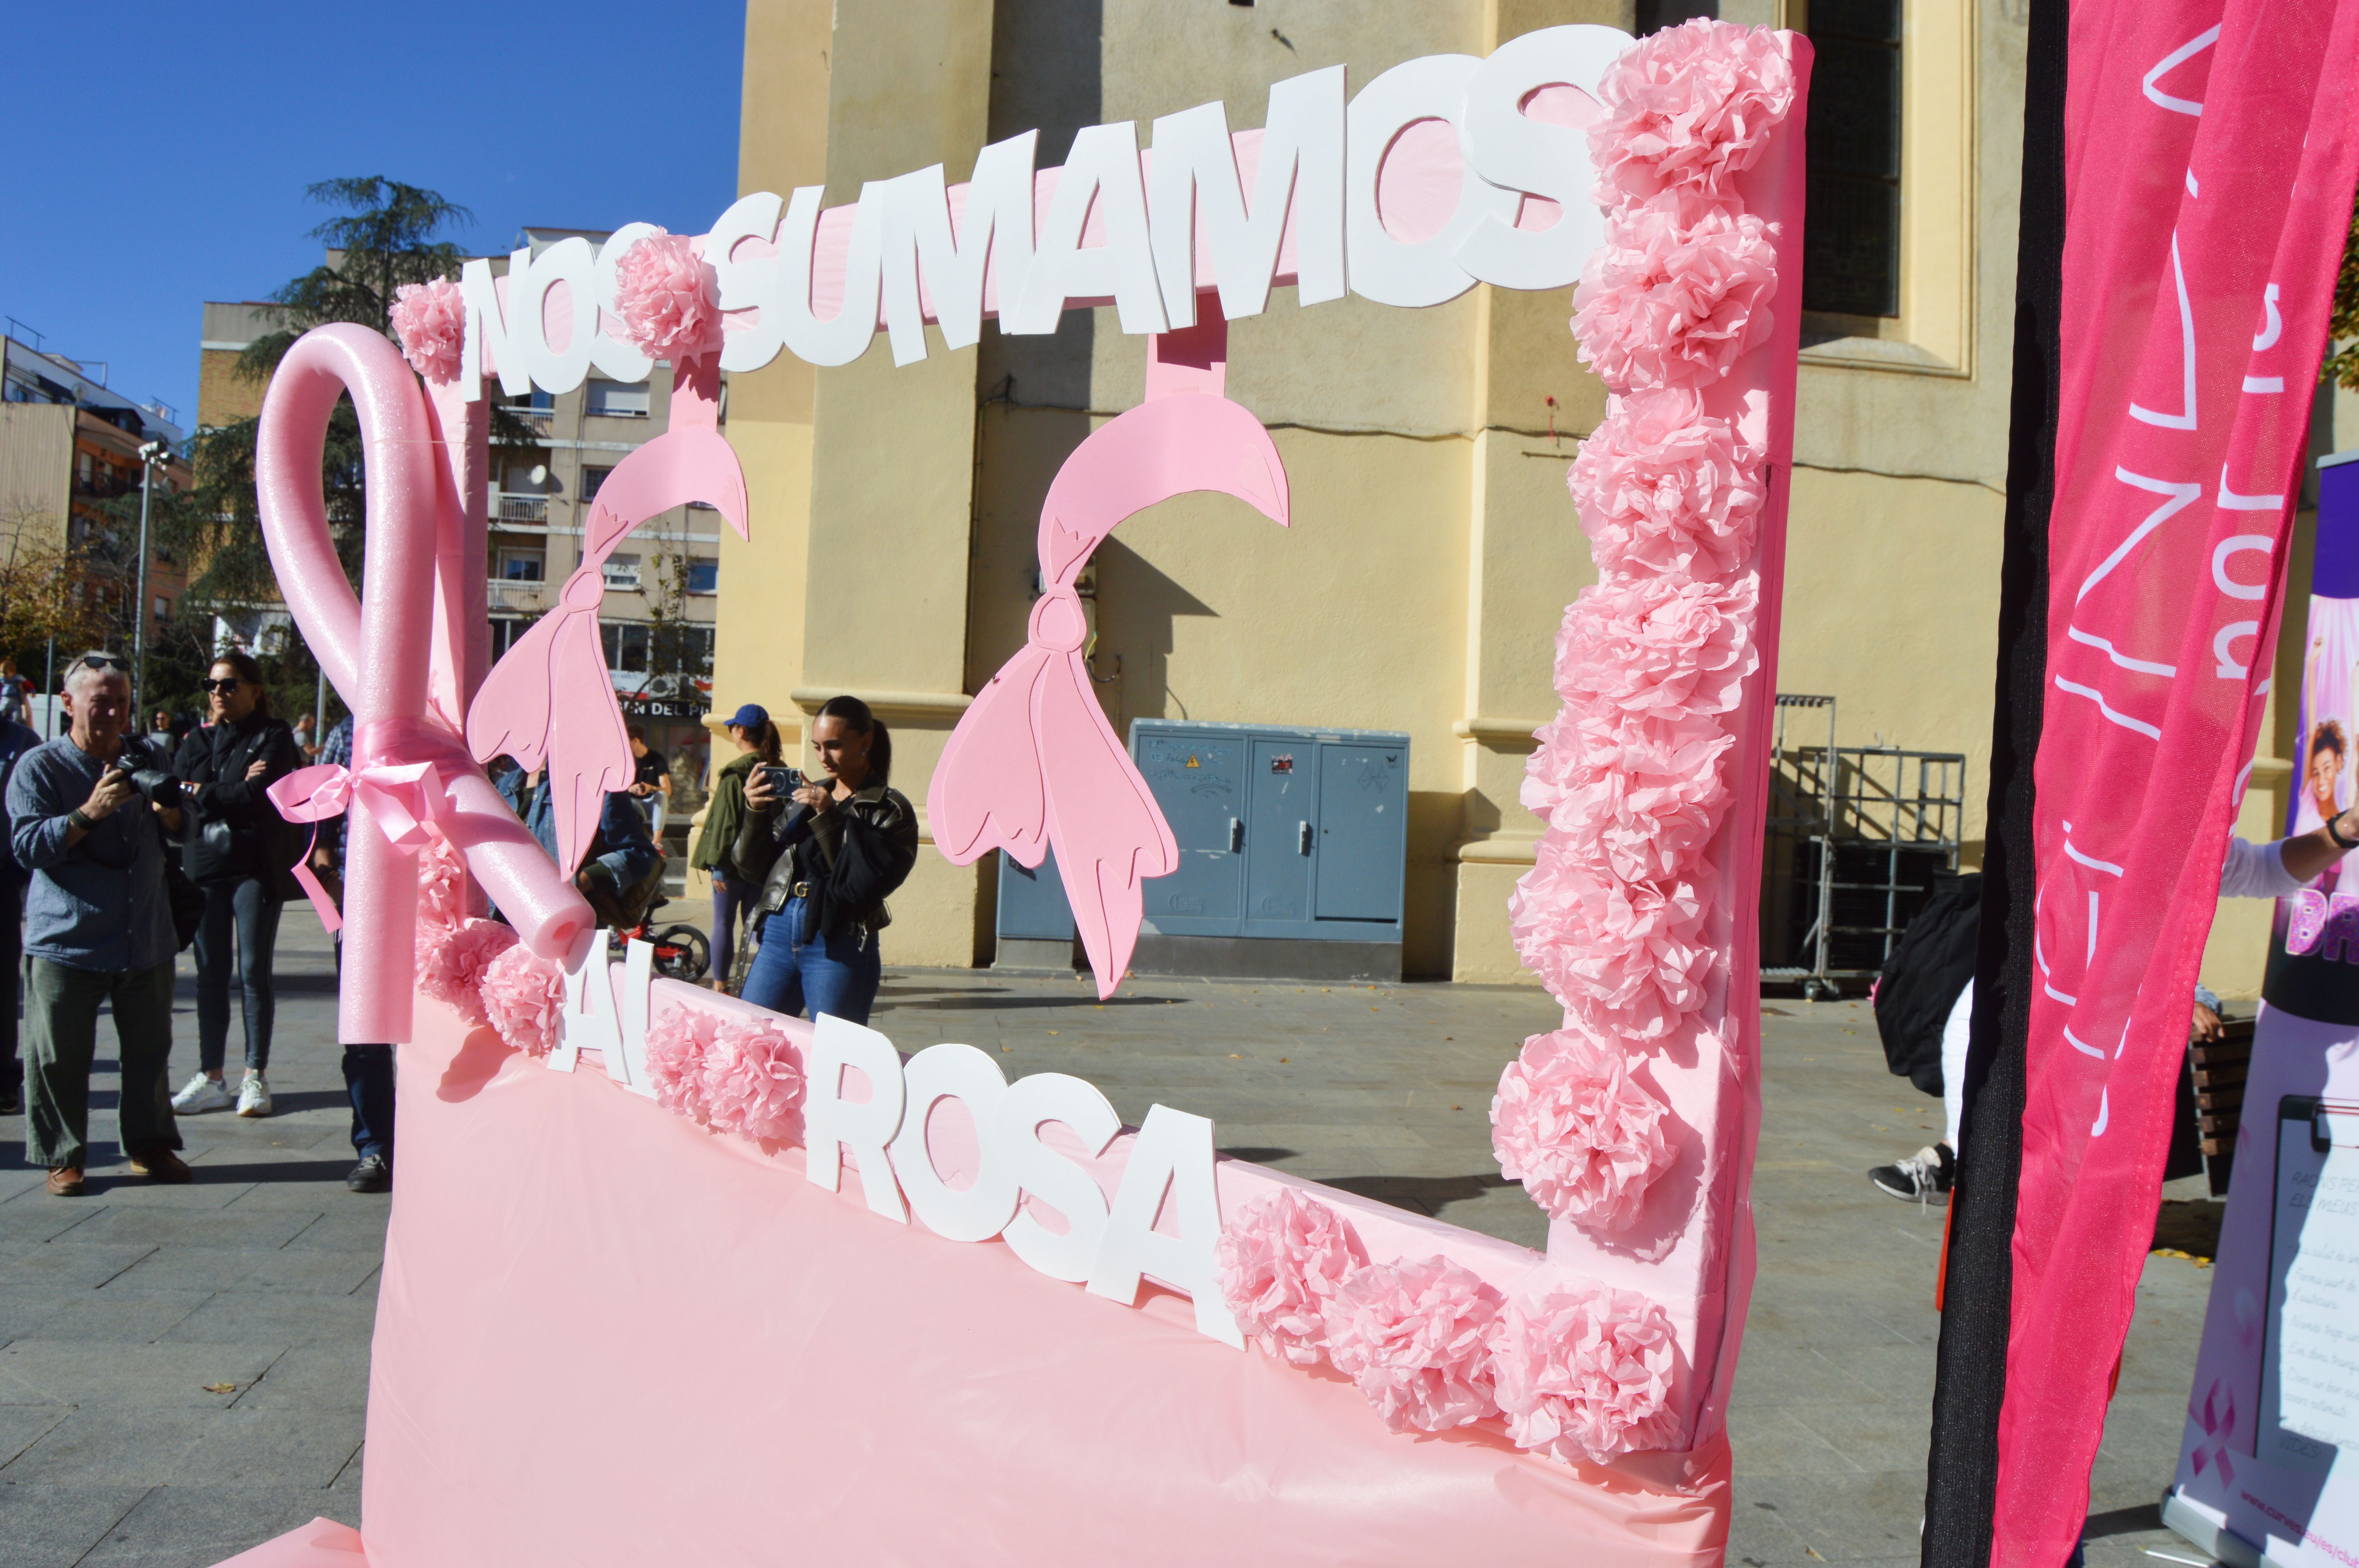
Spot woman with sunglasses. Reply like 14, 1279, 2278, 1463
167, 652, 303, 1118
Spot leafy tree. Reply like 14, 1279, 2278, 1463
2331, 196, 2359, 394
154, 177, 530, 724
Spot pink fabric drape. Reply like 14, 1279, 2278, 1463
1994, 2, 2359, 1559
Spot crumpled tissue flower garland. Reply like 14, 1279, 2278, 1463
1325, 1256, 1506, 1434
1501, 14, 1788, 1251
479, 944, 565, 1057
389, 278, 466, 386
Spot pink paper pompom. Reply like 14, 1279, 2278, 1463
1510, 842, 1713, 1040
1572, 201, 1777, 392
643, 1004, 722, 1122
1570, 389, 1766, 581
479, 944, 565, 1056
1492, 1030, 1672, 1232
1553, 573, 1759, 724
389, 278, 466, 385
1490, 1281, 1683, 1465
1216, 1188, 1370, 1367
1590, 19, 1796, 208
1521, 708, 1733, 883
416, 918, 519, 1020
700, 1017, 806, 1145
1325, 1256, 1504, 1434
416, 835, 470, 937
611, 231, 722, 364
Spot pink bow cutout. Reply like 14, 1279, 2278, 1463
464, 348, 747, 874
2189, 1377, 2237, 1484
930, 309, 1288, 998
256, 324, 598, 1044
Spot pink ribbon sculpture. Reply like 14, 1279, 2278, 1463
257, 324, 595, 1045
467, 233, 749, 874
929, 316, 1288, 997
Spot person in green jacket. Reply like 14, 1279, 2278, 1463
692, 704, 781, 991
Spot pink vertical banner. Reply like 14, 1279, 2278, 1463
1988, 0, 2359, 1560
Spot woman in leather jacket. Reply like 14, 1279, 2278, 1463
167, 651, 303, 1119
734, 695, 918, 1025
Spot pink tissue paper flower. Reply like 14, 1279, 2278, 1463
1510, 842, 1714, 1039
643, 1004, 722, 1122
1590, 19, 1796, 208
1521, 707, 1734, 883
389, 279, 466, 385
479, 944, 564, 1057
1572, 201, 1777, 392
416, 835, 469, 938
1553, 573, 1759, 724
1325, 1256, 1505, 1434
1492, 1030, 1672, 1232
416, 918, 519, 1022
1216, 1187, 1370, 1367
611, 231, 722, 364
700, 1017, 806, 1145
1490, 1281, 1683, 1465
1570, 389, 1766, 581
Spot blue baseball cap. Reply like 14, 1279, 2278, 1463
725, 702, 769, 729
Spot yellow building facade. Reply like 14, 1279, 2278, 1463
712, 0, 2343, 997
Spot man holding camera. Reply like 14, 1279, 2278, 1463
6, 653, 189, 1195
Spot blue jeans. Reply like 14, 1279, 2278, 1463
195, 875, 282, 1074
742, 900, 882, 1025
712, 877, 753, 988
331, 939, 393, 1163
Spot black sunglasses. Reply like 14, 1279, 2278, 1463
201, 678, 242, 694
76, 654, 129, 673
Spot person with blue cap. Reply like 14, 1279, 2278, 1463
691, 702, 780, 991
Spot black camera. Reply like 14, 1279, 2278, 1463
754, 764, 805, 800
113, 739, 184, 811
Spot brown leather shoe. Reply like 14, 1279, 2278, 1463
127, 1147, 193, 1184
45, 1167, 84, 1197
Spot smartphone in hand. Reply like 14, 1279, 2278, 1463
755, 764, 805, 799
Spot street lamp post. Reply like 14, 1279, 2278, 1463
133, 439, 167, 721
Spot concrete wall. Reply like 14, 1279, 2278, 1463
0, 405, 73, 536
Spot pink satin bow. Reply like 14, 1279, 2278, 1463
929, 386, 1289, 998
464, 351, 747, 875
269, 719, 478, 933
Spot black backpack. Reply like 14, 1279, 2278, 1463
1873, 871, 1983, 1096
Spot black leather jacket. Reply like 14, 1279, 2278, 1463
734, 782, 919, 944
173, 712, 303, 891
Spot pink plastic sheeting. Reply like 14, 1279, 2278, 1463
1992, 2, 2359, 1560
323, 996, 1732, 1567
210, 1518, 366, 1567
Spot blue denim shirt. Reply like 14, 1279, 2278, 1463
7, 735, 176, 973
494, 767, 662, 893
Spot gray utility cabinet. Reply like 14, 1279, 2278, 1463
992, 720, 1412, 982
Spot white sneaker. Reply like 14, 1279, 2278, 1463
171, 1073, 234, 1114
236, 1074, 273, 1118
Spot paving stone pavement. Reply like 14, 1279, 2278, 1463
0, 913, 2211, 1565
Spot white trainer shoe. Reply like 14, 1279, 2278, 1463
236, 1074, 273, 1118
171, 1073, 234, 1114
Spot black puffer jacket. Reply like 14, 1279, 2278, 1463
734, 782, 919, 945
173, 711, 304, 893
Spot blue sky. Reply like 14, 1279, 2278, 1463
0, 2, 746, 437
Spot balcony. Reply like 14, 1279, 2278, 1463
498, 404, 553, 437
487, 578, 551, 613
493, 492, 548, 524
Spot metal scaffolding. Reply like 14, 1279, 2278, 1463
1761, 694, 1966, 1000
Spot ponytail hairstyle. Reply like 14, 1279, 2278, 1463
213, 648, 271, 716
755, 720, 784, 764
818, 694, 891, 786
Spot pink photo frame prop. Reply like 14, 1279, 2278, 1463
222, 23, 1808, 1565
